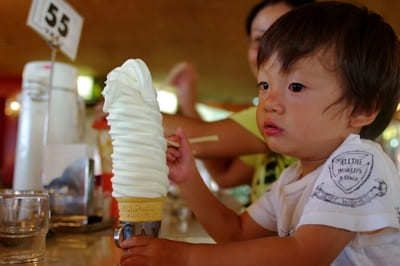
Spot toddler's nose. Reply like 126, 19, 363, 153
260, 88, 284, 114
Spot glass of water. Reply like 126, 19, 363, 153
0, 190, 49, 264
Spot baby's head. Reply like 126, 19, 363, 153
257, 1, 400, 140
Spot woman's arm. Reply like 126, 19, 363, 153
163, 114, 268, 158
201, 157, 254, 188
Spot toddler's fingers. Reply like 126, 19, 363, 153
167, 152, 177, 163
120, 236, 150, 249
167, 147, 180, 157
176, 128, 191, 152
120, 246, 147, 259
166, 134, 180, 143
166, 147, 180, 162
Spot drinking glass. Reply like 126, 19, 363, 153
0, 190, 49, 264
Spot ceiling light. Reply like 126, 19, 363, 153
252, 97, 259, 106
196, 103, 231, 121
10, 101, 21, 111
156, 89, 177, 114
77, 75, 94, 100
390, 138, 399, 148
5, 97, 21, 116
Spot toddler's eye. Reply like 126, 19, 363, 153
258, 81, 269, 91
289, 83, 304, 92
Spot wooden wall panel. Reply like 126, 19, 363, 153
0, 78, 21, 187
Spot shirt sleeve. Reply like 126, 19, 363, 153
239, 153, 264, 168
247, 184, 278, 232
229, 107, 264, 141
298, 137, 400, 233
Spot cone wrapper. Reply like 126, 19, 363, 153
117, 197, 165, 222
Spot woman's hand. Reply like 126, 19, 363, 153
168, 62, 200, 119
120, 236, 190, 266
166, 128, 197, 185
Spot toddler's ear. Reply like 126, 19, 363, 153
349, 108, 379, 128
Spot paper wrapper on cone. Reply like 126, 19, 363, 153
117, 197, 165, 222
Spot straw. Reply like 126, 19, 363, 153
167, 135, 219, 147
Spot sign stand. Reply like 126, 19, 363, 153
43, 35, 59, 145
48, 35, 59, 91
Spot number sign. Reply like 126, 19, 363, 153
27, 0, 83, 61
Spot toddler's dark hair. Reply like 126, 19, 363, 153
258, 1, 400, 140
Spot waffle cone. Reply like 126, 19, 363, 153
117, 197, 165, 222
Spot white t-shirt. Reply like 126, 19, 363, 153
248, 134, 400, 265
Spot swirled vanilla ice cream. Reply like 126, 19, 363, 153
102, 59, 168, 222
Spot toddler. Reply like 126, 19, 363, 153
121, 2, 400, 265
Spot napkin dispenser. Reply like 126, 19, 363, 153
42, 144, 96, 228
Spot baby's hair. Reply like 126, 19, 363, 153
257, 1, 400, 140
245, 0, 315, 36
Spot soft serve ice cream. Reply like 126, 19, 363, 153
102, 59, 168, 222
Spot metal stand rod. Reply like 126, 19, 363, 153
43, 36, 59, 145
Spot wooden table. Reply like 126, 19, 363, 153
2, 191, 240, 266
5, 214, 214, 266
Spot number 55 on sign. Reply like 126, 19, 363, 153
27, 0, 83, 61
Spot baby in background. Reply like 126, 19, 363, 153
120, 1, 400, 266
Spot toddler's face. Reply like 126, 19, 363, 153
256, 52, 358, 172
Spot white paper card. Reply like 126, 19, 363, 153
27, 0, 83, 60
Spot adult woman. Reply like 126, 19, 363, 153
163, 0, 314, 204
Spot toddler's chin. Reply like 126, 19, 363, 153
266, 139, 288, 155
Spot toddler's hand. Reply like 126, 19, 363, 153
166, 128, 197, 184
120, 236, 190, 266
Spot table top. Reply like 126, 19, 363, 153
43, 229, 123, 266
1, 219, 213, 266
4, 211, 214, 266
55, 218, 211, 266
1, 191, 240, 266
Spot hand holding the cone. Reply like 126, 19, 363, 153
120, 236, 192, 266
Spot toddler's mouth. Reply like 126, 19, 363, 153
264, 122, 283, 136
